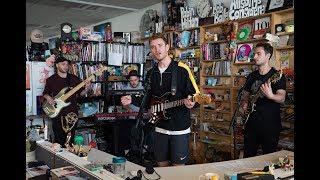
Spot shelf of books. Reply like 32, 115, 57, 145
199, 20, 234, 159
61, 39, 146, 115
198, 7, 294, 159
272, 8, 294, 152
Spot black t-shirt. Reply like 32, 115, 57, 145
243, 67, 286, 129
43, 73, 83, 117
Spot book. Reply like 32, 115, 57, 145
51, 166, 80, 180
26, 165, 50, 177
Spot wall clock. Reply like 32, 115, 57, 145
196, 0, 212, 18
61, 23, 73, 41
62, 24, 72, 33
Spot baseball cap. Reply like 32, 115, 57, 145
126, 70, 140, 79
30, 29, 44, 43
55, 56, 71, 64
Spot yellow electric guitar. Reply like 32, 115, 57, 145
42, 65, 107, 118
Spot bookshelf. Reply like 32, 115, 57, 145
272, 8, 294, 152
199, 20, 234, 161
61, 39, 146, 115
197, 7, 294, 160
60, 39, 146, 154
137, 7, 294, 162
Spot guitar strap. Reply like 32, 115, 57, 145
171, 62, 178, 96
151, 61, 200, 96
178, 61, 200, 94
66, 73, 71, 90
252, 68, 277, 94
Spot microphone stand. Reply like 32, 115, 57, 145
229, 86, 244, 133
229, 75, 248, 159
128, 71, 152, 165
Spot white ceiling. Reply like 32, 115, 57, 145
26, 0, 161, 42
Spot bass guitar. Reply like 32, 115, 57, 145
149, 93, 211, 124
42, 65, 107, 118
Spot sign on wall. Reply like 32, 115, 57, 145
31, 62, 54, 115
212, 2, 229, 23
229, 0, 265, 20
253, 17, 270, 38
26, 90, 33, 116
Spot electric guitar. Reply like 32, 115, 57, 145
242, 69, 283, 127
42, 65, 108, 118
149, 93, 211, 124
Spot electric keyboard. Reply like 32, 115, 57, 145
95, 112, 150, 121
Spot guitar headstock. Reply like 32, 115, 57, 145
94, 65, 108, 76
270, 69, 283, 84
193, 94, 211, 104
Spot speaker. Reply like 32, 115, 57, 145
61, 23, 73, 41
114, 32, 124, 38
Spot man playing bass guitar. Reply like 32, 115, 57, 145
43, 56, 91, 147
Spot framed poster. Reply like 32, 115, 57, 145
31, 62, 54, 115
93, 23, 108, 41
253, 17, 271, 39
237, 20, 254, 41
266, 0, 294, 13
235, 43, 254, 63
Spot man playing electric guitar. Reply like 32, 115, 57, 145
43, 56, 91, 147
147, 34, 198, 167
240, 43, 286, 158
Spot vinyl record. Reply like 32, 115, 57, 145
237, 28, 250, 41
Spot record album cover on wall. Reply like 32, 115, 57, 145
266, 0, 294, 13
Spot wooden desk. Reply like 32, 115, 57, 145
36, 140, 293, 180
152, 150, 293, 180
36, 140, 143, 179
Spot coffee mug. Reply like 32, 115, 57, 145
199, 172, 219, 180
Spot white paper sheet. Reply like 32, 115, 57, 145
108, 52, 123, 66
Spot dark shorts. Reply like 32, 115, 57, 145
153, 132, 189, 164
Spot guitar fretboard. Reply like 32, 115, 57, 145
60, 75, 95, 102
151, 98, 192, 113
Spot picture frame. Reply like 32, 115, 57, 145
265, 0, 293, 13
235, 43, 254, 64
237, 20, 254, 41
